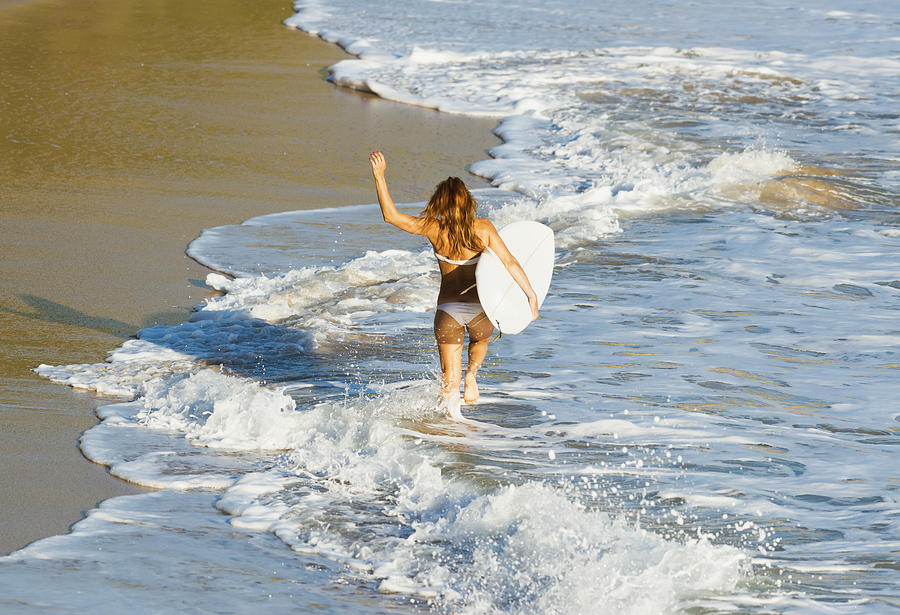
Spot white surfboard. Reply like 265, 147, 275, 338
476, 221, 554, 334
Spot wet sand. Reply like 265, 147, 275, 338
0, 0, 496, 554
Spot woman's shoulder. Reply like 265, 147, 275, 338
419, 217, 440, 240
473, 218, 497, 251
474, 217, 497, 232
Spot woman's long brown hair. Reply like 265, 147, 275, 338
421, 177, 483, 256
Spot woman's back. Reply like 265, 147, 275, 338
430, 219, 488, 304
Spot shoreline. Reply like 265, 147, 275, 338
0, 0, 497, 555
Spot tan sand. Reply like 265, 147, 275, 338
0, 0, 497, 554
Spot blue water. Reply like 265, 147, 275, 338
4, 1, 898, 613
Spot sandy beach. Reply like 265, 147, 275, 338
0, 0, 496, 554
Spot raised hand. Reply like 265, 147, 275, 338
369, 151, 386, 177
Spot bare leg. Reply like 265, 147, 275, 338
464, 314, 494, 403
434, 310, 465, 416
437, 342, 463, 416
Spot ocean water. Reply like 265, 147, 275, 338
3, 0, 898, 613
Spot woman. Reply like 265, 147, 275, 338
369, 151, 538, 416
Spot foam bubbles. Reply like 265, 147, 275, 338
379, 482, 747, 613
707, 149, 799, 187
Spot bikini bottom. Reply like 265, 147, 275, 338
436, 302, 486, 326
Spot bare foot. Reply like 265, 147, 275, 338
440, 392, 463, 420
463, 372, 479, 403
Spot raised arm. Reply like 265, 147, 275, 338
483, 221, 539, 321
369, 151, 429, 236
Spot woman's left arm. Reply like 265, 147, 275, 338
369, 151, 429, 236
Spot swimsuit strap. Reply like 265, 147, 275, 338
434, 251, 480, 266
